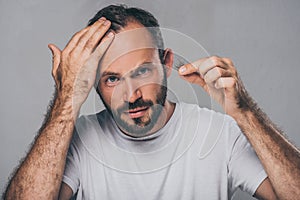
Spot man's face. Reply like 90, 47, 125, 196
98, 25, 168, 137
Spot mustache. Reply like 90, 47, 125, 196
117, 97, 154, 114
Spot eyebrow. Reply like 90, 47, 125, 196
101, 62, 157, 78
101, 71, 121, 77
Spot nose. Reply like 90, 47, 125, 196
122, 79, 142, 103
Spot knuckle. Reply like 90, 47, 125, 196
85, 40, 94, 50
223, 57, 234, 65
210, 55, 219, 59
204, 71, 213, 83
216, 67, 222, 76
229, 66, 238, 77
233, 77, 237, 84
210, 56, 221, 66
230, 78, 237, 87
204, 75, 210, 83
77, 39, 86, 47
69, 49, 77, 58
223, 57, 231, 62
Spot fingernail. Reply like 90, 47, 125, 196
99, 17, 106, 21
179, 67, 186, 73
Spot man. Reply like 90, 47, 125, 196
4, 4, 300, 200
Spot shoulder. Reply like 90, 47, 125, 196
71, 109, 111, 150
178, 102, 238, 130
76, 109, 108, 126
178, 102, 247, 158
74, 109, 114, 135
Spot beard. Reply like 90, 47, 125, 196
99, 75, 167, 137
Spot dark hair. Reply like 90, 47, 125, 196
88, 4, 165, 63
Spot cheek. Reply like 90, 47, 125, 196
100, 85, 124, 109
138, 73, 165, 99
99, 84, 113, 105
140, 70, 164, 87
139, 83, 162, 99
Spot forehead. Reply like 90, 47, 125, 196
103, 49, 159, 75
99, 24, 159, 74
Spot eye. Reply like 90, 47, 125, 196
135, 67, 150, 77
105, 76, 120, 87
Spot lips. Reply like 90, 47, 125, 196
126, 106, 149, 118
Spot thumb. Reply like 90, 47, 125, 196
178, 62, 206, 88
178, 57, 207, 76
48, 43, 61, 79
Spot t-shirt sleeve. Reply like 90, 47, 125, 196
227, 120, 268, 196
62, 131, 81, 195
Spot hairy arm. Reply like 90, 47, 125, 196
4, 91, 77, 199
4, 18, 114, 199
232, 82, 300, 200
179, 56, 300, 199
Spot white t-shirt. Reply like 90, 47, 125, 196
63, 102, 267, 200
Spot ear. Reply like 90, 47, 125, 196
163, 48, 174, 78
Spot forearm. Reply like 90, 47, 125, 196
179, 55, 300, 198
5, 92, 78, 199
3, 17, 113, 199
233, 107, 300, 200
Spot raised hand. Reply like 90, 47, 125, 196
178, 56, 246, 116
4, 18, 115, 200
179, 55, 300, 199
48, 17, 114, 113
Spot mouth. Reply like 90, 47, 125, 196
125, 106, 149, 119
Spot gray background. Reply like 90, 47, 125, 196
1, 0, 299, 199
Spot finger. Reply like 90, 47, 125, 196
221, 57, 238, 77
64, 27, 89, 53
222, 57, 234, 66
64, 17, 106, 53
91, 32, 115, 61
179, 73, 207, 89
203, 67, 231, 84
178, 62, 199, 75
199, 56, 229, 77
214, 77, 236, 91
89, 32, 115, 89
178, 58, 208, 89
178, 57, 207, 75
82, 20, 112, 54
75, 18, 109, 53
48, 43, 61, 79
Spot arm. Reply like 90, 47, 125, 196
4, 18, 114, 199
58, 183, 73, 200
233, 93, 300, 200
4, 91, 75, 199
178, 56, 300, 199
